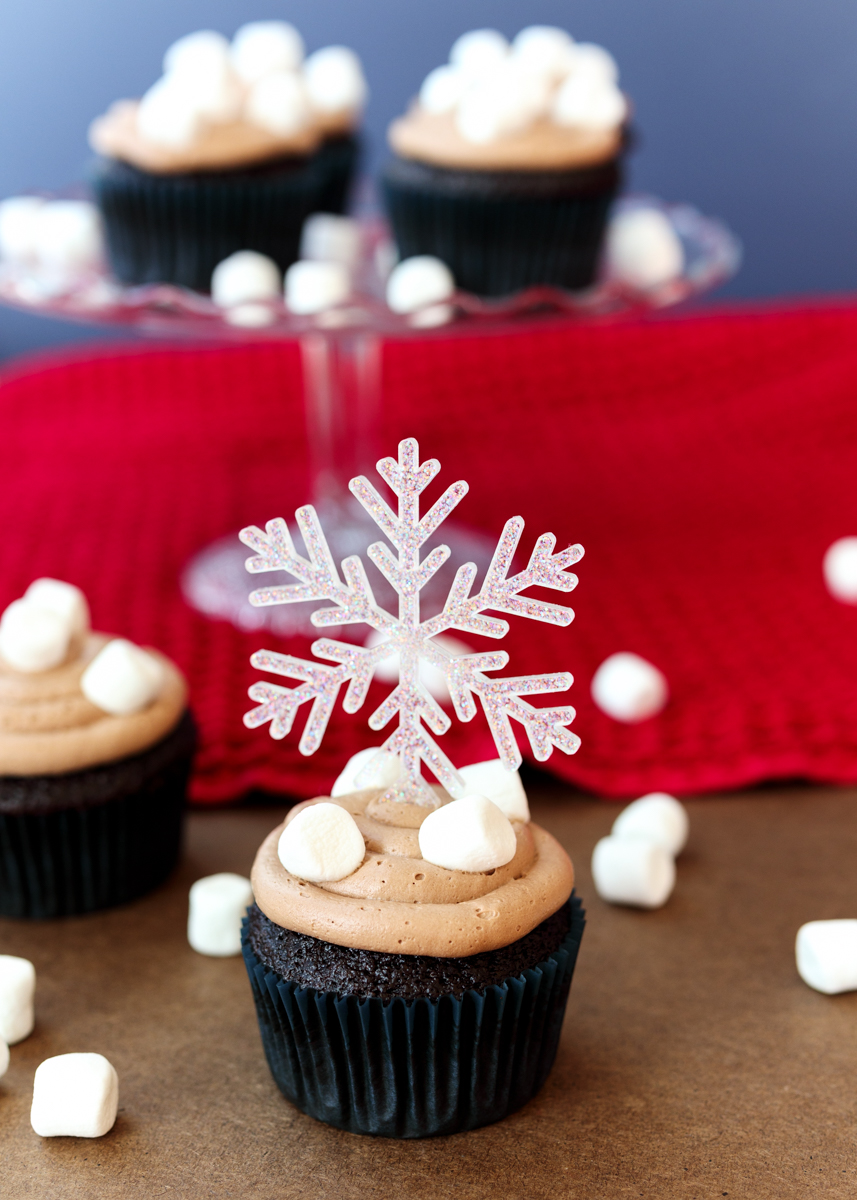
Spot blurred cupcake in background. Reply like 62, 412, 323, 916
88, 23, 367, 291
383, 25, 628, 297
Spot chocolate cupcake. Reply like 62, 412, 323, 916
243, 774, 584, 1137
382, 25, 627, 296
0, 579, 195, 918
88, 24, 367, 291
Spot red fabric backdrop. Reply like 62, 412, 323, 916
2, 302, 857, 802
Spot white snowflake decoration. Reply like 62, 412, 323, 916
241, 437, 584, 806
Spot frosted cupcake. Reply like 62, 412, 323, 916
88, 24, 367, 290
383, 26, 627, 296
0, 580, 195, 918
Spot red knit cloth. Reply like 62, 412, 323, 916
2, 302, 857, 802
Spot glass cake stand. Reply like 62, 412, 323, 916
0, 195, 741, 634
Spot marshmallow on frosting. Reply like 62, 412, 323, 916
0, 600, 71, 673
80, 639, 164, 716
418, 794, 517, 873
24, 578, 90, 637
231, 21, 305, 83
331, 746, 401, 796
279, 802, 366, 883
458, 759, 530, 822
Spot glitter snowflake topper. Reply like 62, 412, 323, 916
241, 437, 584, 807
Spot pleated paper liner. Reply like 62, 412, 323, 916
89, 148, 350, 293
0, 711, 196, 918
243, 893, 585, 1138
382, 156, 622, 297
314, 133, 361, 216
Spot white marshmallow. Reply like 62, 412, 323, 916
80, 639, 164, 716
24, 578, 89, 638
34, 202, 103, 273
386, 255, 455, 314
231, 21, 304, 84
0, 196, 46, 263
211, 250, 281, 306
163, 30, 231, 78
796, 920, 857, 995
188, 873, 254, 957
606, 208, 684, 289
331, 747, 401, 796
300, 213, 362, 268
224, 302, 276, 328
456, 62, 550, 144
569, 43, 620, 85
419, 65, 467, 115
419, 795, 517, 873
553, 75, 627, 131
449, 29, 509, 78
303, 46, 367, 114
591, 652, 668, 723
245, 70, 312, 137
0, 600, 70, 673
137, 75, 202, 148
512, 26, 577, 78
31, 1053, 119, 1139
458, 759, 530, 822
611, 793, 689, 856
0, 955, 35, 1044
278, 802, 366, 883
591, 836, 675, 908
0, 1038, 8, 1079
823, 537, 857, 603
285, 260, 350, 314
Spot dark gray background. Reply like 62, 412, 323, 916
0, 0, 854, 358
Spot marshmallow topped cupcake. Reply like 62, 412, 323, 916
88, 23, 367, 290
0, 580, 195, 918
383, 26, 627, 296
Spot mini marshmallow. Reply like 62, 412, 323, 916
34, 202, 103, 273
303, 47, 367, 114
231, 21, 304, 84
450, 29, 509, 78
163, 29, 231, 78
570, 42, 620, 85
553, 74, 627, 131
612, 793, 689, 856
796, 920, 857, 995
0, 600, 70, 673
300, 213, 362, 268
512, 26, 577, 78
591, 836, 676, 909
823, 537, 857, 603
80, 639, 164, 716
0, 1038, 8, 1079
245, 70, 312, 137
285, 259, 350, 314
331, 747, 401, 796
31, 1053, 119, 1139
24, 578, 89, 638
606, 208, 685, 289
591, 652, 668, 723
456, 63, 551, 144
0, 196, 46, 263
224, 302, 276, 328
419, 795, 517, 873
188, 873, 254, 956
137, 75, 202, 148
458, 759, 530, 822
211, 250, 281, 306
278, 802, 366, 883
386, 256, 455, 314
419, 65, 467, 115
0, 955, 35, 1044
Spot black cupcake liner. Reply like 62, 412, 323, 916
242, 893, 585, 1138
89, 151, 341, 292
382, 156, 622, 297
0, 711, 195, 919
314, 133, 361, 216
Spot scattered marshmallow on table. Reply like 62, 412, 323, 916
285, 260, 350, 314
823, 537, 857, 603
331, 746, 401, 796
386, 256, 455, 315
419, 795, 517, 873
279, 802, 366, 883
796, 920, 857, 995
211, 250, 281, 307
611, 793, 688, 856
31, 1053, 119, 1138
0, 955, 34, 1044
300, 214, 362, 268
80, 639, 164, 716
591, 652, 668, 722
591, 836, 676, 909
458, 759, 530, 822
606, 208, 685, 290
0, 1037, 8, 1079
188, 873, 254, 957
